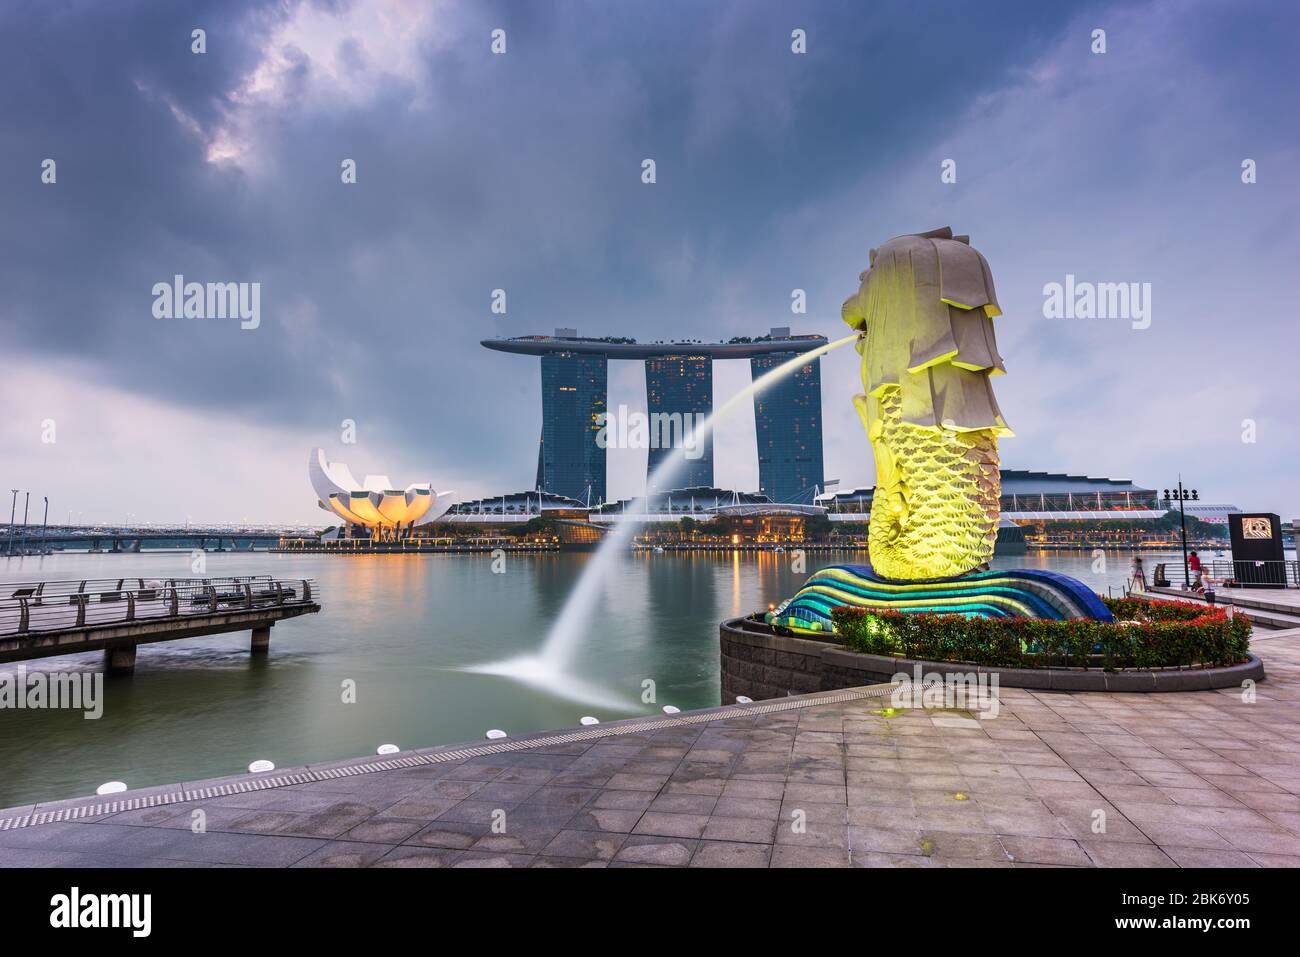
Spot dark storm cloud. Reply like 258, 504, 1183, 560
0, 1, 1088, 437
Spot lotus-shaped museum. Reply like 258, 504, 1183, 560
309, 448, 454, 537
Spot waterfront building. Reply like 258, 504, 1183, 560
708, 501, 828, 543
998, 470, 1162, 516
750, 331, 825, 504
535, 350, 607, 505
483, 328, 828, 505
814, 469, 1242, 547
1168, 502, 1243, 526
445, 490, 588, 517
645, 353, 713, 487
308, 448, 454, 539
817, 470, 1163, 518
439, 489, 604, 546
595, 486, 772, 516
591, 486, 829, 543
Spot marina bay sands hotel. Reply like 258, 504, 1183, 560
481, 328, 827, 505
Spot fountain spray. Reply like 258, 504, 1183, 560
466, 332, 861, 706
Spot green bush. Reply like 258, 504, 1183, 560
829, 598, 1251, 671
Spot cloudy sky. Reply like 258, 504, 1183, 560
1, 0, 1297, 525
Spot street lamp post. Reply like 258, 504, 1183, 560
41, 497, 48, 554
1162, 480, 1199, 588
20, 492, 30, 556
5, 490, 16, 557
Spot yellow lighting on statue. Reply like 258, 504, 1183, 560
841, 227, 1011, 581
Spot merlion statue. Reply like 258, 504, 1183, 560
765, 227, 1114, 633
841, 227, 1013, 580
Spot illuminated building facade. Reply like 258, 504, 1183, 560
645, 354, 713, 488
535, 350, 607, 505
308, 448, 454, 539
750, 347, 825, 504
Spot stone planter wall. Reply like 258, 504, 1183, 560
719, 617, 1266, 701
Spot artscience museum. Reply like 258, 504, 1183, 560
308, 448, 454, 539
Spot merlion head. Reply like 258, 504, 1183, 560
841, 226, 1009, 434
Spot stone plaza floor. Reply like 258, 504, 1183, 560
1, 628, 1298, 868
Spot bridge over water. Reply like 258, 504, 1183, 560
1, 524, 319, 555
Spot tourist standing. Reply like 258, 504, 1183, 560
1189, 550, 1203, 590
1130, 554, 1147, 592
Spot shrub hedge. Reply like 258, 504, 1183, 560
829, 598, 1251, 671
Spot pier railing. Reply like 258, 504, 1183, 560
1152, 560, 1298, 589
273, 537, 559, 553
1, 576, 319, 636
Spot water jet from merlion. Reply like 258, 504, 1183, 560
464, 333, 861, 706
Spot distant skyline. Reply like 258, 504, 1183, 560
2, 0, 1297, 525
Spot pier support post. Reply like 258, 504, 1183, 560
251, 624, 272, 654
105, 643, 137, 675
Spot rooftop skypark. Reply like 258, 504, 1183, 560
481, 327, 827, 359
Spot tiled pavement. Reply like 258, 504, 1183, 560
2, 628, 1299, 868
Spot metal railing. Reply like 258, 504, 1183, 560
274, 537, 559, 552
1, 576, 319, 636
1152, 560, 1298, 589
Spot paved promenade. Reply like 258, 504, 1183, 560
2, 629, 1298, 868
